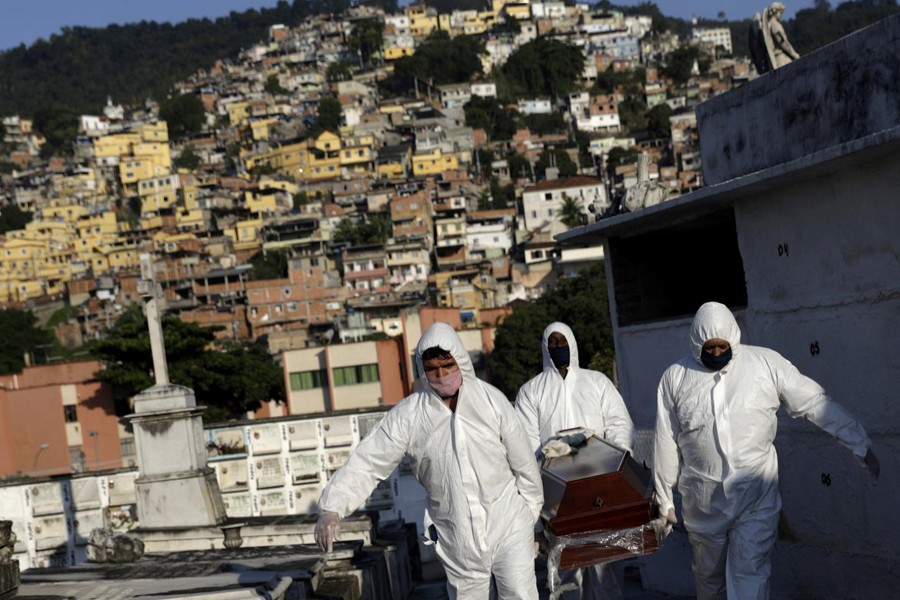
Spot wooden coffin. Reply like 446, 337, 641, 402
540, 435, 659, 570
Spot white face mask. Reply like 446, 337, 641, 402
427, 369, 463, 398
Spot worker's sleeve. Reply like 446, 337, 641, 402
598, 377, 636, 454
501, 395, 544, 523
652, 371, 681, 519
514, 381, 543, 460
318, 404, 410, 518
775, 356, 871, 458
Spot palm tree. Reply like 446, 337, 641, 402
559, 194, 585, 229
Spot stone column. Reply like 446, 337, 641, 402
126, 255, 226, 529
0, 521, 19, 598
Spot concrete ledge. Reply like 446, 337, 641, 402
698, 13, 900, 185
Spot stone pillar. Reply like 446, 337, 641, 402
0, 521, 19, 598
126, 255, 226, 530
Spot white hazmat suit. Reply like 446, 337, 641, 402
653, 302, 874, 600
516, 322, 635, 600
318, 322, 544, 599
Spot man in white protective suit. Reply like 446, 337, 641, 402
315, 322, 544, 599
653, 302, 880, 600
515, 322, 635, 600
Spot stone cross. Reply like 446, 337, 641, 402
138, 254, 169, 386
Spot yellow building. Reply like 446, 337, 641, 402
93, 133, 141, 165
412, 148, 459, 177
242, 140, 307, 178
100, 243, 140, 271
175, 207, 206, 231
139, 213, 166, 231
226, 101, 251, 127
138, 173, 181, 213
224, 217, 263, 253
153, 231, 198, 254
384, 46, 414, 61
52, 167, 107, 203
250, 117, 279, 141
40, 204, 86, 223
407, 3, 450, 38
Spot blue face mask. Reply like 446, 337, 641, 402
701, 347, 732, 371
548, 346, 570, 368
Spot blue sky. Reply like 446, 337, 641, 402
0, 1, 818, 53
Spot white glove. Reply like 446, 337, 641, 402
315, 511, 341, 552
651, 507, 676, 542
541, 440, 573, 458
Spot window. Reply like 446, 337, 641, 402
120, 438, 136, 457
545, 193, 553, 200
333, 364, 380, 386
64, 405, 78, 422
289, 369, 327, 391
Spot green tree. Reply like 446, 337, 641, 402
250, 249, 290, 280
159, 93, 206, 138
348, 18, 384, 67
393, 31, 484, 85
0, 204, 34, 234
333, 213, 392, 246
501, 37, 584, 99
264, 74, 288, 95
487, 262, 615, 399
88, 305, 284, 421
617, 86, 648, 133
647, 102, 673, 140
606, 146, 640, 179
312, 96, 343, 136
558, 194, 585, 229
33, 105, 78, 158
507, 152, 532, 180
464, 96, 516, 141
663, 46, 710, 86
175, 147, 201, 170
535, 148, 577, 179
0, 308, 53, 373
326, 61, 353, 82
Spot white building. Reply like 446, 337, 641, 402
692, 26, 733, 55
521, 176, 607, 235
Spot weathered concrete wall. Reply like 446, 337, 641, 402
698, 14, 900, 185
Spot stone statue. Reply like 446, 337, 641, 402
623, 153, 667, 213
750, 3, 800, 74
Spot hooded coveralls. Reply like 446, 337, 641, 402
515, 322, 635, 600
319, 322, 544, 599
653, 302, 872, 600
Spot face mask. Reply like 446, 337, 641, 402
427, 369, 463, 398
701, 346, 732, 371
548, 346, 570, 368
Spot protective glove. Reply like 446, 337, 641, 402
315, 511, 341, 552
541, 440, 573, 458
650, 507, 676, 542
859, 448, 880, 482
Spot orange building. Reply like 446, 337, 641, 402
0, 361, 125, 478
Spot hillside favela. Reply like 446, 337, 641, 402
1, 1, 899, 599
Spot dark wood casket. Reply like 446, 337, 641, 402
540, 435, 659, 570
